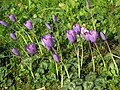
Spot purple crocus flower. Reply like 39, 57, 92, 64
83, 31, 90, 41
25, 43, 36, 54
41, 34, 53, 50
81, 27, 88, 36
8, 14, 16, 22
12, 48, 20, 56
86, 0, 90, 8
65, 30, 76, 43
10, 32, 16, 40
53, 53, 60, 63
52, 15, 57, 22
45, 22, 51, 30
0, 20, 8, 27
100, 32, 106, 41
89, 30, 98, 43
24, 19, 32, 30
72, 23, 81, 34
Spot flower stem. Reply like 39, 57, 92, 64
94, 43, 107, 70
61, 65, 63, 88
105, 41, 119, 74
73, 44, 80, 78
89, 42, 95, 72
31, 31, 43, 55
81, 39, 84, 69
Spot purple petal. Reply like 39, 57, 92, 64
10, 32, 16, 40
8, 14, 16, 22
0, 20, 8, 27
24, 19, 32, 30
12, 48, 20, 56
100, 32, 106, 41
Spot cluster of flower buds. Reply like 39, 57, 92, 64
41, 15, 60, 63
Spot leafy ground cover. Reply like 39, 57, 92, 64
0, 0, 120, 90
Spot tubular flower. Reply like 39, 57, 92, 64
65, 30, 76, 43
8, 14, 16, 22
72, 23, 81, 34
89, 30, 98, 43
100, 32, 106, 41
52, 15, 57, 22
24, 19, 32, 30
81, 27, 89, 36
45, 22, 51, 30
41, 34, 53, 50
25, 43, 36, 54
0, 20, 8, 27
10, 32, 16, 40
12, 48, 20, 56
53, 53, 60, 63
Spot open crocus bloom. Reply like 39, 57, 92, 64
25, 43, 36, 54
65, 30, 76, 43
89, 30, 98, 43
41, 34, 53, 50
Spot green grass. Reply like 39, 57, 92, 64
0, 0, 120, 90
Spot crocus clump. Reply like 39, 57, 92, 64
41, 34, 53, 50
8, 14, 16, 22
0, 20, 8, 27
45, 22, 51, 30
10, 32, 16, 40
65, 30, 76, 43
24, 19, 32, 30
72, 23, 81, 34
100, 32, 106, 41
52, 15, 57, 22
12, 48, 20, 56
25, 43, 36, 54
89, 30, 98, 43
53, 53, 60, 63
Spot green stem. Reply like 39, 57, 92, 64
81, 39, 84, 68
89, 42, 95, 72
61, 65, 63, 88
94, 43, 107, 70
105, 41, 119, 74
55, 62, 58, 78
17, 31, 27, 44
73, 44, 80, 78
90, 9, 96, 30
31, 31, 43, 55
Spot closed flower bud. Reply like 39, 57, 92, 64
52, 15, 57, 22
45, 22, 51, 30
12, 48, 20, 56
24, 19, 32, 30
65, 30, 76, 43
86, 0, 90, 8
8, 14, 16, 22
41, 34, 53, 50
25, 43, 36, 54
0, 20, 8, 27
53, 53, 60, 63
10, 32, 16, 40
100, 32, 106, 41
